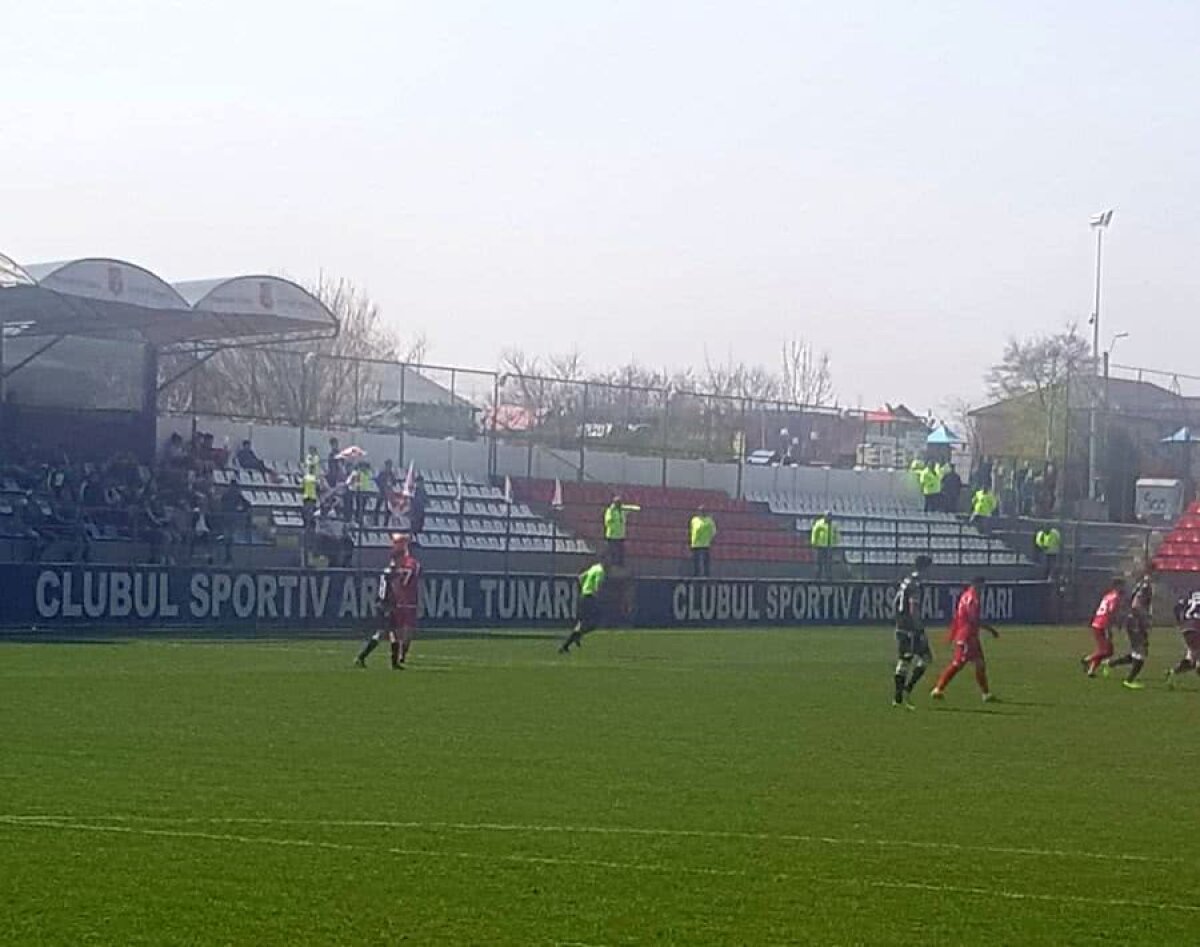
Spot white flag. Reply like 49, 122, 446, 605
401, 461, 416, 498
1090, 209, 1113, 228
503, 475, 513, 505
551, 478, 564, 510
454, 472, 464, 503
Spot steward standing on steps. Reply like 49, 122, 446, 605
920, 464, 942, 513
810, 511, 839, 580
970, 486, 998, 530
1034, 525, 1061, 578
688, 505, 717, 577
604, 495, 641, 567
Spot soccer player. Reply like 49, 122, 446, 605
1082, 577, 1125, 678
892, 554, 934, 708
354, 534, 422, 669
1165, 589, 1200, 688
1106, 567, 1153, 689
930, 576, 999, 702
559, 559, 606, 654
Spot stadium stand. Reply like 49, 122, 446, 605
513, 478, 811, 572
225, 462, 590, 556
0, 439, 590, 567
752, 492, 1029, 569
1151, 503, 1200, 573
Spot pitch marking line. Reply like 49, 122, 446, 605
2, 816, 1196, 916
0, 813, 1182, 866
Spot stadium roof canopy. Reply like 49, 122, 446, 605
0, 254, 338, 348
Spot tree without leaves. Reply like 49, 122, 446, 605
492, 339, 837, 459
161, 275, 426, 427
780, 338, 834, 407
984, 323, 1091, 461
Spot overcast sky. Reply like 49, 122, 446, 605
5, 1, 1199, 414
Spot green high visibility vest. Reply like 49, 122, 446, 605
689, 515, 716, 549
973, 490, 997, 516
302, 473, 319, 501
579, 563, 606, 597
604, 503, 639, 539
1037, 528, 1061, 554
919, 467, 941, 496
810, 518, 838, 548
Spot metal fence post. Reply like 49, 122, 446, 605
578, 383, 588, 482
661, 387, 670, 489
488, 371, 500, 481
397, 363, 407, 469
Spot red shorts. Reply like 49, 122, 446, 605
1090, 626, 1114, 656
389, 606, 418, 632
951, 637, 984, 665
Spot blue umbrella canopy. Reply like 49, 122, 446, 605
926, 425, 962, 445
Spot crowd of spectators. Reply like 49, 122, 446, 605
0, 431, 260, 564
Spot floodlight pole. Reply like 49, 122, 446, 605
1087, 215, 1110, 504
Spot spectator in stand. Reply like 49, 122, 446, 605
77, 463, 103, 509
326, 437, 344, 489
1015, 464, 1033, 516
217, 474, 251, 563
375, 459, 397, 526
235, 439, 270, 476
409, 474, 428, 538
1042, 463, 1058, 513
603, 495, 641, 567
139, 488, 175, 564
940, 464, 963, 514
314, 507, 354, 568
348, 461, 374, 524
974, 456, 994, 494
304, 445, 321, 477
189, 494, 214, 562
162, 432, 188, 468
688, 505, 717, 577
919, 463, 942, 513
45, 460, 70, 502
810, 511, 839, 580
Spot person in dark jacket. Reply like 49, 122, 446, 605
940, 465, 963, 514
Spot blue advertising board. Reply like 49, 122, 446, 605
638, 579, 1046, 626
0, 565, 1050, 634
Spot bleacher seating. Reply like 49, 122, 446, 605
234, 463, 591, 556
1152, 504, 1200, 572
748, 492, 1029, 569
514, 479, 810, 564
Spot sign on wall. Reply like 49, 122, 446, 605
0, 566, 1049, 633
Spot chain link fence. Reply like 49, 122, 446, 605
158, 348, 888, 488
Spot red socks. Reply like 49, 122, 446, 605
935, 662, 963, 692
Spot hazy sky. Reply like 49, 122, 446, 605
5, 1, 1200, 414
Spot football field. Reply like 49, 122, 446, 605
2, 627, 1196, 945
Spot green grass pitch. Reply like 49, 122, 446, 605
2, 626, 1197, 945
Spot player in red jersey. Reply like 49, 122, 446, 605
1082, 577, 1125, 678
1166, 589, 1200, 688
930, 576, 999, 702
354, 534, 422, 670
